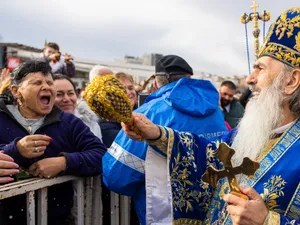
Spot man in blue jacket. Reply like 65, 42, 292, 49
102, 55, 228, 225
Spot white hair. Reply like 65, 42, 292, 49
89, 65, 111, 81
231, 67, 286, 167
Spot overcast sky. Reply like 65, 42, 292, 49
0, 0, 298, 76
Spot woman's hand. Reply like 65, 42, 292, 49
29, 157, 66, 178
0, 68, 11, 94
16, 135, 52, 158
0, 152, 19, 184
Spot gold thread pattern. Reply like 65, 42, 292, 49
295, 32, 300, 51
265, 211, 281, 225
260, 43, 300, 68
260, 175, 286, 210
285, 183, 300, 220
173, 218, 203, 225
258, 8, 300, 69
168, 131, 212, 222
276, 8, 300, 40
146, 125, 168, 154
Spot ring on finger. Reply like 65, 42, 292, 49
33, 147, 39, 153
34, 141, 37, 147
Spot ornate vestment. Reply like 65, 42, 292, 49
102, 79, 228, 225
148, 118, 300, 224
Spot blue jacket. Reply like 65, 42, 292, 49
102, 78, 228, 225
0, 101, 106, 224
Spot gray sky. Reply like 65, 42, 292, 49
0, 0, 298, 76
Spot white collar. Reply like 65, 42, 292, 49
273, 121, 294, 134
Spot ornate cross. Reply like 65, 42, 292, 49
250, 0, 259, 14
241, 1, 270, 58
203, 143, 260, 199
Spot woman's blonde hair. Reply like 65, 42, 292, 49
115, 72, 134, 84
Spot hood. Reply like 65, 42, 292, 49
75, 100, 99, 123
145, 78, 219, 117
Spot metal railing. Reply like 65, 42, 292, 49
0, 176, 131, 225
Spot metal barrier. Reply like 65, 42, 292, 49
0, 176, 131, 225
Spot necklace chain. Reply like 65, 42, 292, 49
24, 117, 44, 134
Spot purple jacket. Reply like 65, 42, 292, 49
0, 100, 106, 224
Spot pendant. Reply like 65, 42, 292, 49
27, 126, 32, 134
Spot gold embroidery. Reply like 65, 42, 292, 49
223, 119, 300, 225
170, 132, 211, 214
173, 218, 203, 225
146, 125, 168, 154
168, 128, 175, 157
206, 141, 221, 170
276, 8, 300, 40
295, 32, 300, 51
259, 22, 275, 56
285, 183, 300, 220
206, 144, 215, 160
258, 8, 300, 69
260, 175, 286, 210
257, 137, 281, 161
264, 211, 280, 225
251, 119, 300, 187
219, 182, 230, 200
260, 43, 300, 75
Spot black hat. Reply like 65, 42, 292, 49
155, 55, 193, 76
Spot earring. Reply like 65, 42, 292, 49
17, 95, 23, 106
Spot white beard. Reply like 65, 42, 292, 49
231, 78, 284, 167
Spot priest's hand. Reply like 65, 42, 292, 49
224, 187, 268, 225
29, 157, 66, 179
121, 113, 160, 141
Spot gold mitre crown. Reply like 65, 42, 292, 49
258, 8, 300, 68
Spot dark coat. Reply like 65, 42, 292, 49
222, 98, 245, 128
98, 105, 136, 148
99, 120, 122, 148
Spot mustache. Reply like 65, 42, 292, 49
249, 85, 261, 93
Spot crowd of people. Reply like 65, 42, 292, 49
0, 6, 299, 225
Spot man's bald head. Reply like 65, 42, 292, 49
89, 65, 114, 81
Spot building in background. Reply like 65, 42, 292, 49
116, 53, 163, 66
0, 43, 41, 70
0, 43, 247, 90
0, 43, 155, 88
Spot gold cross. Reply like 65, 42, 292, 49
203, 143, 260, 199
250, 0, 259, 14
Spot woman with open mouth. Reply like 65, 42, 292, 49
0, 60, 106, 225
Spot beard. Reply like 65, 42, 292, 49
231, 74, 285, 167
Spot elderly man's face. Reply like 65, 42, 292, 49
16, 72, 56, 117
246, 56, 284, 98
231, 57, 286, 165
